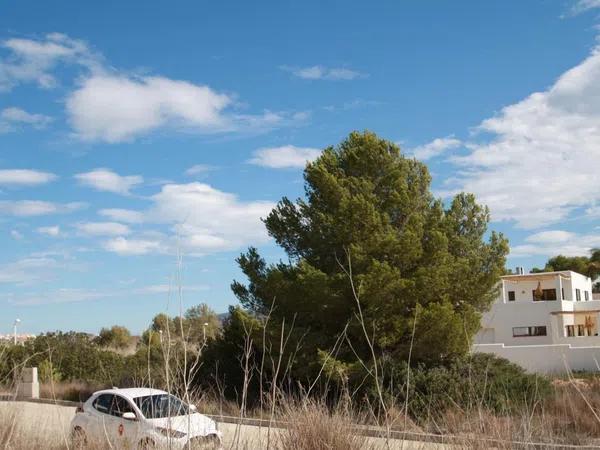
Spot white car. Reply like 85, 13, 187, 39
70, 387, 222, 449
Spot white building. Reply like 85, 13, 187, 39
0, 333, 35, 344
473, 270, 600, 373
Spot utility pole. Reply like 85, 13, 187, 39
13, 318, 20, 345
202, 322, 208, 344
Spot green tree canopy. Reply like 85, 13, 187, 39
96, 325, 132, 349
150, 313, 176, 334
142, 305, 221, 346
231, 131, 509, 382
184, 303, 221, 343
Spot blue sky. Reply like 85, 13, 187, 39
2, 0, 600, 335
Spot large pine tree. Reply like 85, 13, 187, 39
231, 131, 508, 381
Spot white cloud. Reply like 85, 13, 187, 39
66, 75, 232, 142
0, 169, 57, 186
75, 221, 130, 236
511, 230, 600, 257
249, 145, 321, 169
0, 33, 97, 91
323, 99, 382, 112
103, 237, 162, 255
2, 34, 301, 142
66, 74, 298, 142
586, 205, 600, 218
0, 200, 84, 217
98, 208, 144, 224
440, 43, 600, 229
524, 230, 577, 244
282, 65, 365, 81
0, 256, 61, 284
568, 0, 600, 15
102, 182, 274, 256
37, 225, 61, 237
5, 288, 109, 306
0, 107, 52, 132
147, 182, 274, 254
3, 283, 211, 305
411, 137, 461, 160
185, 164, 215, 176
133, 284, 209, 295
10, 230, 23, 240
75, 168, 143, 195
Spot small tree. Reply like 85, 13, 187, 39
38, 359, 62, 383
150, 313, 176, 334
96, 325, 132, 349
184, 303, 221, 343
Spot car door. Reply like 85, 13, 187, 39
111, 395, 142, 448
90, 394, 120, 446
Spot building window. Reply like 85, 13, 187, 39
566, 325, 575, 337
576, 289, 581, 301
513, 326, 547, 337
585, 291, 589, 301
532, 289, 557, 301
578, 324, 586, 336
562, 288, 565, 300
508, 291, 515, 302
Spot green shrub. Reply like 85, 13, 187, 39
388, 353, 551, 419
96, 325, 132, 349
37, 359, 62, 383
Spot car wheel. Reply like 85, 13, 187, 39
192, 434, 222, 449
137, 437, 156, 450
71, 427, 87, 448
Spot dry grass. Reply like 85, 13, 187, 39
410, 378, 600, 448
0, 404, 68, 450
542, 378, 600, 443
40, 381, 105, 403
275, 399, 375, 450
3, 386, 600, 449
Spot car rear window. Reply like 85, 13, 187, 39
93, 394, 135, 417
93, 394, 113, 414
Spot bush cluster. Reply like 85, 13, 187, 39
389, 353, 551, 418
0, 331, 165, 391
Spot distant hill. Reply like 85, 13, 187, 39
217, 312, 229, 324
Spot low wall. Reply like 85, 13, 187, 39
473, 343, 600, 373
16, 367, 39, 399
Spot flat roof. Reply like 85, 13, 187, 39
501, 270, 582, 281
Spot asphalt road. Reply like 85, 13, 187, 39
0, 400, 448, 449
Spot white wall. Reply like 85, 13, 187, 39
474, 343, 600, 373
477, 299, 558, 345
567, 272, 594, 301
502, 277, 562, 303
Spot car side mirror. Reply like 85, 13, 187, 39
122, 412, 137, 421
189, 404, 197, 412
